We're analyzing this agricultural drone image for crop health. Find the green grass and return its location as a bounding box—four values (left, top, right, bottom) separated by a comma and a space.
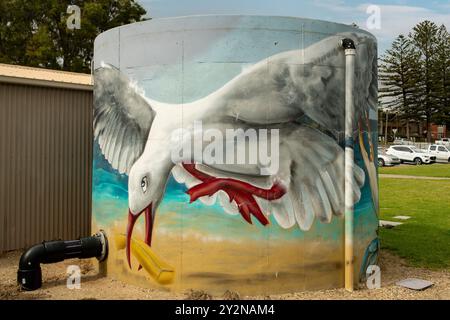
379, 163, 450, 178
379, 178, 450, 269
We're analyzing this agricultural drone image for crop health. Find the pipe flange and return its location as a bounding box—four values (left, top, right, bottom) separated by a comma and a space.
95, 230, 108, 262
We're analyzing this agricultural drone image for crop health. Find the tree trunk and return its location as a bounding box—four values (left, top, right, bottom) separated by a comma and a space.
379, 115, 383, 141
426, 117, 432, 142
385, 111, 389, 145
406, 119, 410, 140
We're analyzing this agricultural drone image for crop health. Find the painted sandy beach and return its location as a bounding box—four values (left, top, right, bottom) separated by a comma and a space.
92, 213, 381, 295
100, 231, 344, 295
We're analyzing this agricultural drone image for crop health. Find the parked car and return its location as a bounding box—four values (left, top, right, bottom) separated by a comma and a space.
377, 147, 401, 167
427, 144, 450, 162
393, 138, 414, 145
386, 145, 436, 165
435, 138, 450, 147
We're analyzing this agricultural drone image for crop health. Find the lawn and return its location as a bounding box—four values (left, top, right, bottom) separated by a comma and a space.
379, 163, 450, 178
379, 177, 450, 269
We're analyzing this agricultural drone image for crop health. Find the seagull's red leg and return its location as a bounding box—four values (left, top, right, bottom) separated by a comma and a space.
182, 163, 286, 226
187, 178, 285, 202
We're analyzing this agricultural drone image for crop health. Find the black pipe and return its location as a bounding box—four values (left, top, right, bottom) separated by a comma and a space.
17, 231, 108, 291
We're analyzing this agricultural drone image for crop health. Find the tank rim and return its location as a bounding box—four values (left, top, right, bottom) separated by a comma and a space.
95, 14, 377, 43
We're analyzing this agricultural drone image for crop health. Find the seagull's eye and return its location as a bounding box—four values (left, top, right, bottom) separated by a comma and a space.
140, 176, 148, 193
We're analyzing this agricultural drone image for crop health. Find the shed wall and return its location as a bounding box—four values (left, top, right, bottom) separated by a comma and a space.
0, 82, 93, 251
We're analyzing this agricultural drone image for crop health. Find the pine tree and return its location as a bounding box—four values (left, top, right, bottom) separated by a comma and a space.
431, 25, 450, 126
409, 20, 440, 142
379, 35, 419, 138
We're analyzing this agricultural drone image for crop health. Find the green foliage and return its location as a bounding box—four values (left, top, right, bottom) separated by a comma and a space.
380, 21, 450, 141
379, 35, 420, 118
0, 0, 147, 73
432, 26, 450, 125
410, 21, 440, 141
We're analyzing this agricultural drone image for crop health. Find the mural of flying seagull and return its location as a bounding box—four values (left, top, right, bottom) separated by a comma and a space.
93, 32, 377, 269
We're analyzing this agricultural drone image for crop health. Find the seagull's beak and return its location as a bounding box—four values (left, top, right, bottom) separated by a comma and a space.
126, 203, 153, 269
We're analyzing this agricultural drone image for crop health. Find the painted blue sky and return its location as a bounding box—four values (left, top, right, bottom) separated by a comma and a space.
137, 0, 450, 54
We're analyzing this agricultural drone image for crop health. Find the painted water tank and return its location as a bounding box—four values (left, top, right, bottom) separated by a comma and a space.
92, 15, 379, 295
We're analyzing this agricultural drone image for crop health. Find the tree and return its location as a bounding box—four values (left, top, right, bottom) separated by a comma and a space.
431, 25, 450, 126
379, 35, 420, 138
0, 0, 34, 66
409, 20, 440, 142
0, 0, 147, 73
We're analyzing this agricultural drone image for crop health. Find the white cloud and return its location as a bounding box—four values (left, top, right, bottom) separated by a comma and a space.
313, 0, 353, 12
356, 4, 450, 41
312, 2, 450, 52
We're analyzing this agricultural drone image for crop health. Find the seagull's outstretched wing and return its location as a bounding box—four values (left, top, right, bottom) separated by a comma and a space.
171, 126, 365, 231
269, 126, 365, 230
94, 64, 155, 174
206, 32, 377, 133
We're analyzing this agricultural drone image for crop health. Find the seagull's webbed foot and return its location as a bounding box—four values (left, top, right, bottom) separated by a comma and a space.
182, 163, 286, 226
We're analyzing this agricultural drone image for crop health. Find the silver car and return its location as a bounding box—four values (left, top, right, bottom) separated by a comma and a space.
378, 147, 401, 167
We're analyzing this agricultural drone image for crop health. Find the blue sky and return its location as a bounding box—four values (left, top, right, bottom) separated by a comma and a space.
137, 0, 450, 54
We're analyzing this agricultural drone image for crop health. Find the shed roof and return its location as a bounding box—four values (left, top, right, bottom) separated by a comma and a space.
0, 63, 93, 91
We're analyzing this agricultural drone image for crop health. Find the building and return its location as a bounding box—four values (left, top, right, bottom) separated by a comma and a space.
378, 110, 448, 142
430, 124, 447, 140
0, 64, 93, 251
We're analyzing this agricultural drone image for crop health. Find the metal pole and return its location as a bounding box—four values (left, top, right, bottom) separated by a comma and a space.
342, 38, 356, 292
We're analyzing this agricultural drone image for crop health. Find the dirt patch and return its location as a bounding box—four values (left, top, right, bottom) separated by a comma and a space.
186, 289, 213, 300
259, 252, 450, 300
0, 250, 448, 300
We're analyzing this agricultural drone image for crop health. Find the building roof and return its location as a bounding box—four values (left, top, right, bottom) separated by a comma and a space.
0, 63, 93, 91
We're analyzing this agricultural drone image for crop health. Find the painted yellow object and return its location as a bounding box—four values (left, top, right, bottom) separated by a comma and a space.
114, 234, 175, 285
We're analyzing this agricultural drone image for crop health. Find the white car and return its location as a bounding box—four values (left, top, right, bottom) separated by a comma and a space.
428, 144, 450, 162
377, 148, 401, 167
393, 138, 413, 145
386, 145, 436, 165
435, 138, 450, 147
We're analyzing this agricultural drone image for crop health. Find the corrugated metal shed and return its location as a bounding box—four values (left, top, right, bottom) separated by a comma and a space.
0, 65, 93, 251
0, 63, 92, 90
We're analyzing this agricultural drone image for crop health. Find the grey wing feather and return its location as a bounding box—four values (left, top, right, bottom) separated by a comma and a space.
273, 126, 365, 230
93, 64, 155, 174
211, 32, 377, 135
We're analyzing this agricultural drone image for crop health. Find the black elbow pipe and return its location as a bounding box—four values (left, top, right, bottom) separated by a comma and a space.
17, 231, 108, 291
341, 38, 356, 50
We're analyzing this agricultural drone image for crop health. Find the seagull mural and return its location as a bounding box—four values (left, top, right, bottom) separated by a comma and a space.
93, 32, 378, 271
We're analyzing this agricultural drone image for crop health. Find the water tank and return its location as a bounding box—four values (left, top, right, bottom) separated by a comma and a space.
92, 15, 379, 295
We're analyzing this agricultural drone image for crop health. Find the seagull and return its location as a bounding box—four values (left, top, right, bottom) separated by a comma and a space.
93, 32, 377, 269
